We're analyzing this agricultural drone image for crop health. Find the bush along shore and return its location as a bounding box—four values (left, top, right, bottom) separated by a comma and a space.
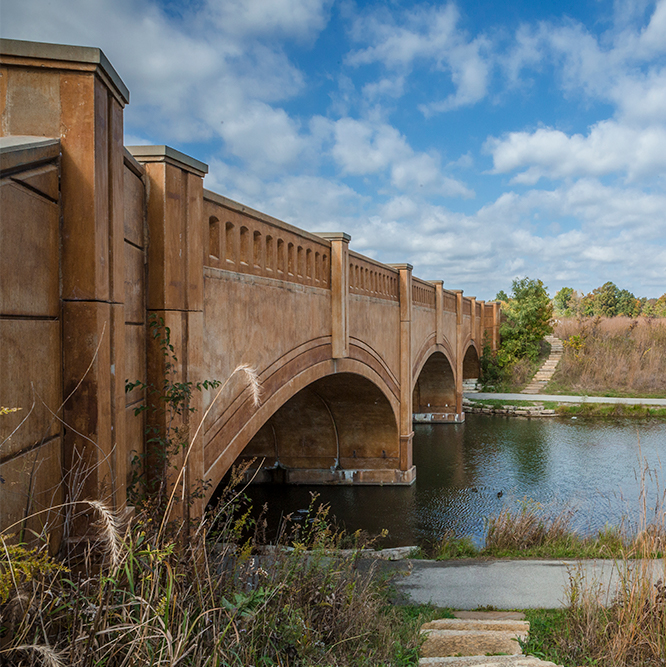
464, 397, 666, 419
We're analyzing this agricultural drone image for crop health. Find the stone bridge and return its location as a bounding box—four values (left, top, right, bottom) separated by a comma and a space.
0, 39, 498, 536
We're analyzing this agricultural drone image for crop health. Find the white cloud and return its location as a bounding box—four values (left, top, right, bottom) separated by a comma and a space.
487, 121, 666, 183
330, 118, 473, 197
347, 3, 491, 111
0, 0, 321, 162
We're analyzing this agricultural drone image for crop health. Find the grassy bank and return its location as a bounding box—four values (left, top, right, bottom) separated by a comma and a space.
418, 502, 666, 561
555, 402, 666, 418
550, 317, 666, 398
0, 488, 424, 666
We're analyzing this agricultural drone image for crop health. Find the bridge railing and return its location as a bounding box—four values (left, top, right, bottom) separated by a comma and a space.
442, 289, 457, 312
412, 277, 436, 309
204, 190, 332, 289
348, 251, 399, 301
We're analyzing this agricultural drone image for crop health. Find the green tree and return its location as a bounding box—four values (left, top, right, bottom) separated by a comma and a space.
592, 281, 620, 317
553, 287, 575, 316
499, 277, 554, 362
616, 288, 638, 316
655, 294, 666, 318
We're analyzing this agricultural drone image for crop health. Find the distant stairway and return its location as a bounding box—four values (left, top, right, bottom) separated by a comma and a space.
462, 378, 481, 393
520, 335, 563, 395
419, 612, 562, 666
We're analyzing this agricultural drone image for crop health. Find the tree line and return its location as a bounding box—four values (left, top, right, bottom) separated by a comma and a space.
552, 282, 666, 318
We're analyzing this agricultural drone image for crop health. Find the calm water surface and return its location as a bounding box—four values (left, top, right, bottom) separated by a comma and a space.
245, 415, 666, 547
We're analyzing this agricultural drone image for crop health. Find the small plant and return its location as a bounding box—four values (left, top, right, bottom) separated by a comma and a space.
125, 315, 221, 511
435, 533, 478, 560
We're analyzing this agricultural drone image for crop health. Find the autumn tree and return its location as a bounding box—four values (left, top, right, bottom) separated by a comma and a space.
499, 277, 553, 362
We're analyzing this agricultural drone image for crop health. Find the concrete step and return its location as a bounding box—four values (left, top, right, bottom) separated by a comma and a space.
418, 613, 564, 666
520, 336, 563, 395
422, 619, 529, 634
453, 611, 526, 621
420, 629, 525, 658
419, 657, 562, 666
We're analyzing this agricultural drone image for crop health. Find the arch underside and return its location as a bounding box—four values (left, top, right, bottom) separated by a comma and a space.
412, 349, 461, 424
237, 372, 401, 483
463, 342, 480, 379
204, 348, 413, 501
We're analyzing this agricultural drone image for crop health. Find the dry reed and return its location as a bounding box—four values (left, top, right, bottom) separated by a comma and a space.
552, 317, 666, 396
0, 489, 417, 666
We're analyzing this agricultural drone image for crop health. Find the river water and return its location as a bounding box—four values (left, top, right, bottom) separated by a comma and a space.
244, 415, 666, 547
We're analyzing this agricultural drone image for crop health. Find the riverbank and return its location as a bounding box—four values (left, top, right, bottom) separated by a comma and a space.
464, 393, 666, 418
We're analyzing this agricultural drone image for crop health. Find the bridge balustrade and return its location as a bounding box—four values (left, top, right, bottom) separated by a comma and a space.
348, 252, 399, 301
412, 278, 436, 309
204, 191, 331, 289
442, 289, 457, 312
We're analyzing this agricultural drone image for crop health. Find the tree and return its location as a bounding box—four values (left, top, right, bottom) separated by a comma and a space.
616, 288, 638, 317
499, 277, 553, 362
592, 281, 620, 317
553, 287, 575, 316
655, 294, 666, 318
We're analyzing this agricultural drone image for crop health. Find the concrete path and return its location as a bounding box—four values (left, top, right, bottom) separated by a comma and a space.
395, 558, 666, 609
521, 335, 563, 395
465, 392, 666, 406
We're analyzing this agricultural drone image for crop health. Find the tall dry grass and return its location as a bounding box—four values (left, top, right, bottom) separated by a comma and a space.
552, 316, 666, 396
1, 341, 419, 665
0, 482, 419, 666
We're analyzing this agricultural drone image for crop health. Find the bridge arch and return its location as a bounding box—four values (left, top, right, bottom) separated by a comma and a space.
462, 339, 481, 380
412, 343, 457, 415
204, 356, 400, 499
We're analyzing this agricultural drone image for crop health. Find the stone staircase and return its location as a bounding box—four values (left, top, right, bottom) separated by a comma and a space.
520, 335, 563, 395
419, 612, 562, 666
463, 378, 481, 393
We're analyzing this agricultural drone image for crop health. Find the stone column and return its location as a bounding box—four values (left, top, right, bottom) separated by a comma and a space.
469, 297, 477, 346
477, 300, 485, 347
454, 290, 464, 418
0, 40, 131, 532
392, 264, 413, 471
432, 280, 444, 346
128, 145, 208, 522
317, 233, 350, 359
493, 301, 501, 351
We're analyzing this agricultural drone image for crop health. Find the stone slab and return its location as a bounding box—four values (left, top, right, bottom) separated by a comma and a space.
420, 629, 525, 657
419, 658, 562, 666
422, 619, 529, 633
453, 612, 525, 621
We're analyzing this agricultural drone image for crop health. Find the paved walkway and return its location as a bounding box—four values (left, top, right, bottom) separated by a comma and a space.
395, 558, 665, 609
521, 335, 563, 394
465, 392, 666, 406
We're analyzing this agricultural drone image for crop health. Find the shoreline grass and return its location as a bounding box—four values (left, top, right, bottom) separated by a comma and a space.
415, 502, 666, 562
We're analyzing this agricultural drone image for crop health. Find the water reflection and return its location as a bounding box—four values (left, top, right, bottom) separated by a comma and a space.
243, 415, 666, 547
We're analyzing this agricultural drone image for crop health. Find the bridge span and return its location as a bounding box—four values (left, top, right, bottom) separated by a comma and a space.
0, 39, 498, 536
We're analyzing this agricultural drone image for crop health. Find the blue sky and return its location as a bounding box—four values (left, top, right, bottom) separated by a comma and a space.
3, 0, 666, 300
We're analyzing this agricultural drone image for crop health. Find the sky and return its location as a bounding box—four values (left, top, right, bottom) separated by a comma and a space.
2, 0, 666, 300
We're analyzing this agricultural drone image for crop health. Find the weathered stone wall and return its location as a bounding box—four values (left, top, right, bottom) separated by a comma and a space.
0, 137, 63, 543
